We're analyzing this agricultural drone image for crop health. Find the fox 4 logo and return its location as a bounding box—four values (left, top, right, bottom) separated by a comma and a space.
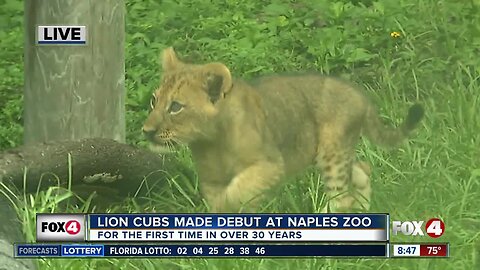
41, 220, 81, 234
392, 218, 445, 238
36, 214, 85, 242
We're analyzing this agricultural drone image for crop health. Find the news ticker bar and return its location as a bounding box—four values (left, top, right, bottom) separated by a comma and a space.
36, 214, 389, 242
15, 243, 388, 258
14, 243, 450, 258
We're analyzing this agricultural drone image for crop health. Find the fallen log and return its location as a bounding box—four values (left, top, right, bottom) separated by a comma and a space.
0, 138, 193, 269
0, 138, 192, 203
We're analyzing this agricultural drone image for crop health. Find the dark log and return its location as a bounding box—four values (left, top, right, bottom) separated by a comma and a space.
0, 139, 193, 269
0, 138, 191, 267
0, 138, 191, 204
0, 138, 192, 270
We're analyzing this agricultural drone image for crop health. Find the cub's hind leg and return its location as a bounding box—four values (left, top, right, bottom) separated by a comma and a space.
317, 155, 372, 212
316, 130, 371, 212
316, 144, 355, 212
351, 161, 372, 211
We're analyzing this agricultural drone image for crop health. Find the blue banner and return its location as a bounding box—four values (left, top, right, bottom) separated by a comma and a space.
88, 214, 387, 229
15, 243, 388, 257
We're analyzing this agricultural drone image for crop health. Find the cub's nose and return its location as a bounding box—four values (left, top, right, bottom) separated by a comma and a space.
142, 127, 157, 141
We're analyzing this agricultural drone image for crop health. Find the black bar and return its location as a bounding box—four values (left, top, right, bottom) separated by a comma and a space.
104, 244, 387, 257
15, 244, 387, 258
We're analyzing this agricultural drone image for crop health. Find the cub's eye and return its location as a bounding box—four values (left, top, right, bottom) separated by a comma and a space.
168, 101, 184, 115
150, 94, 157, 110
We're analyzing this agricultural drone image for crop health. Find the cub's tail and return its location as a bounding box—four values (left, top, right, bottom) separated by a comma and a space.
363, 104, 424, 148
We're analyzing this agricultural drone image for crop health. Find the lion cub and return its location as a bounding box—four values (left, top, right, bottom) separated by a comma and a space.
143, 47, 424, 213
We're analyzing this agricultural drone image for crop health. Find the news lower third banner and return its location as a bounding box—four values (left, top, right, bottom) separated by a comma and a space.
15, 243, 389, 258
36, 214, 389, 242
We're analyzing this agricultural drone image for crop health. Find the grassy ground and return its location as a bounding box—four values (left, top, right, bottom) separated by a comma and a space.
1, 0, 479, 269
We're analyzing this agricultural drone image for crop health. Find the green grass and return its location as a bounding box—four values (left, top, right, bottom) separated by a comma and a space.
1, 0, 479, 269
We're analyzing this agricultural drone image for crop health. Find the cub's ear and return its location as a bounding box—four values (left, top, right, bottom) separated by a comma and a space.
161, 47, 182, 70
202, 62, 233, 104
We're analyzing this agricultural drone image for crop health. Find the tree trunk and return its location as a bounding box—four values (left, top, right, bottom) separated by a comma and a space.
23, 0, 126, 145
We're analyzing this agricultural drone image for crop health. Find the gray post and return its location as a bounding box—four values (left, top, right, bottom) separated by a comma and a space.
23, 0, 126, 145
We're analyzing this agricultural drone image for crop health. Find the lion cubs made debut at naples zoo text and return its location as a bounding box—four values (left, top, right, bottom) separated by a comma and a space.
142, 47, 424, 213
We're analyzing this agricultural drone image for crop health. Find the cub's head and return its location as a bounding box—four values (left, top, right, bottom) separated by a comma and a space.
142, 47, 233, 149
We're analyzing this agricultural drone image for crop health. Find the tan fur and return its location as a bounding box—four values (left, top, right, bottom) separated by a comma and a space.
143, 47, 424, 212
